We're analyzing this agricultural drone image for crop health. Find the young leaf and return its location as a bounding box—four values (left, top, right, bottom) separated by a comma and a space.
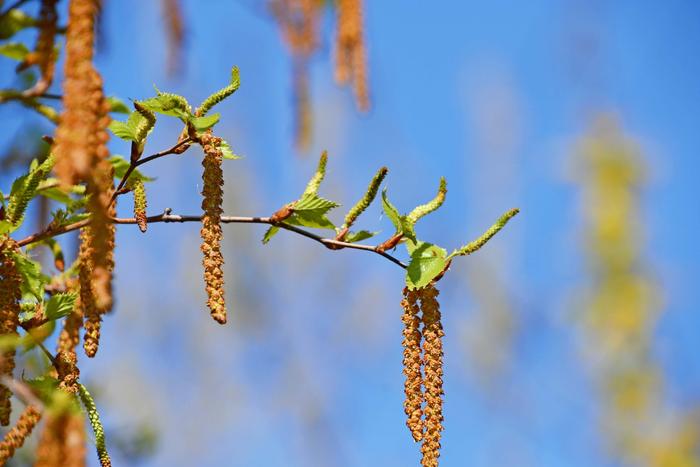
109, 155, 154, 182
218, 139, 241, 160
11, 252, 48, 301
344, 230, 376, 243
0, 9, 36, 40
406, 241, 448, 290
44, 292, 78, 321
380, 189, 416, 242
107, 96, 130, 114
0, 42, 29, 61
191, 113, 220, 132
262, 226, 280, 244
196, 66, 241, 116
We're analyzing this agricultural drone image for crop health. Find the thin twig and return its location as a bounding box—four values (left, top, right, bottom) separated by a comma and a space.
17, 210, 408, 268
0, 376, 44, 411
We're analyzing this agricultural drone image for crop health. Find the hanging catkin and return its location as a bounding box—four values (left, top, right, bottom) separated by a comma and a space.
418, 284, 444, 467
35, 412, 87, 467
79, 228, 101, 358
161, 0, 185, 75
53, 0, 100, 187
20, 0, 58, 96
401, 287, 424, 442
0, 237, 21, 426
199, 132, 226, 324
0, 405, 41, 464
335, 0, 369, 111
131, 179, 148, 233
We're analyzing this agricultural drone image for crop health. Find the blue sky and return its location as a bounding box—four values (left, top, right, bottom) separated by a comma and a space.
2, 1, 700, 466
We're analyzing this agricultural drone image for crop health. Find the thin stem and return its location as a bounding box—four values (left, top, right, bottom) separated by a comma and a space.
17, 210, 407, 268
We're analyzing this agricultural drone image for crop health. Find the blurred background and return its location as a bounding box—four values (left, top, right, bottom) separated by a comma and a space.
2, 0, 700, 465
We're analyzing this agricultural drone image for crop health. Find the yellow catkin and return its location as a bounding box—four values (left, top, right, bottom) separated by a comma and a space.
20, 0, 58, 95
34, 412, 86, 467
418, 284, 444, 467
199, 133, 226, 324
401, 287, 424, 442
0, 237, 21, 426
335, 0, 369, 111
161, 0, 185, 75
53, 0, 99, 187
57, 281, 83, 356
78, 228, 101, 358
0, 405, 41, 464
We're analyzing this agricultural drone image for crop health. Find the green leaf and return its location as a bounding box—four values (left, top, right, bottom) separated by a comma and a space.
108, 155, 154, 182
12, 252, 48, 301
139, 92, 192, 121
344, 230, 376, 243
0, 41, 29, 61
107, 96, 130, 114
191, 113, 220, 132
0, 9, 35, 40
293, 193, 339, 212
36, 186, 73, 205
108, 120, 136, 141
219, 140, 241, 160
5, 155, 54, 229
262, 226, 279, 244
44, 292, 78, 321
380, 189, 416, 242
287, 210, 336, 230
406, 241, 448, 289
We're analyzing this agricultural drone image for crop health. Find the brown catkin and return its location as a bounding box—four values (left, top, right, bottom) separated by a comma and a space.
35, 412, 86, 467
335, 0, 369, 111
401, 287, 424, 442
0, 405, 41, 464
78, 228, 101, 358
0, 238, 21, 426
56, 351, 80, 395
199, 133, 226, 324
418, 284, 444, 467
53, 0, 99, 187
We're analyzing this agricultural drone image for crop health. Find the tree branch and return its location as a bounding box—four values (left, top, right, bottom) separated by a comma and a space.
17, 209, 408, 268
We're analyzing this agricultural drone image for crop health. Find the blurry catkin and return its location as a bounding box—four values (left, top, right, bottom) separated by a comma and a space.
53, 0, 99, 187
419, 284, 444, 467
161, 0, 184, 75
35, 413, 87, 467
0, 405, 41, 464
78, 228, 101, 358
0, 237, 21, 426
335, 0, 369, 111
131, 179, 148, 232
56, 350, 80, 395
19, 0, 58, 96
199, 133, 226, 324
401, 287, 424, 442
85, 69, 114, 313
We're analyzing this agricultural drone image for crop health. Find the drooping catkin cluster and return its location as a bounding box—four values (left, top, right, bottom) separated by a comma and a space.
0, 237, 21, 426
0, 405, 42, 464
199, 132, 227, 324
400, 284, 445, 466
35, 412, 87, 467
335, 0, 369, 111
53, 0, 100, 187
401, 287, 424, 442
418, 285, 444, 467
19, 0, 58, 96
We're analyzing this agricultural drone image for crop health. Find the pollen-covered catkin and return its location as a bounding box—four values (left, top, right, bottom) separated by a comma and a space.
419, 284, 444, 467
79, 228, 101, 358
0, 405, 41, 464
35, 412, 87, 467
401, 287, 424, 442
0, 237, 21, 426
56, 350, 80, 395
199, 132, 226, 324
53, 0, 99, 187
